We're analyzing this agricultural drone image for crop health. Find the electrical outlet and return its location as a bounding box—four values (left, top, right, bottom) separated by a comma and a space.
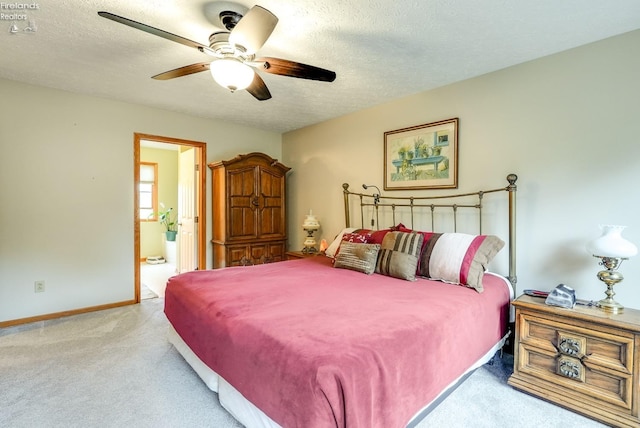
34, 280, 45, 293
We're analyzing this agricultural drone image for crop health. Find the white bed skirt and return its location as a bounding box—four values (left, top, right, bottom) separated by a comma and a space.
167, 324, 508, 428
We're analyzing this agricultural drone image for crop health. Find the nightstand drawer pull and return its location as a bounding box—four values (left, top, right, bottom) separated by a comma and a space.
559, 360, 580, 378
557, 332, 586, 358
559, 337, 581, 356
557, 356, 585, 382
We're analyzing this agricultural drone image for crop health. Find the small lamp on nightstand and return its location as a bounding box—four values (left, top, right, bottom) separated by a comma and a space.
302, 210, 320, 254
586, 225, 638, 314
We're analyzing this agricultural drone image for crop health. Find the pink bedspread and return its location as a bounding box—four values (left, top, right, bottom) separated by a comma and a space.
164, 256, 510, 428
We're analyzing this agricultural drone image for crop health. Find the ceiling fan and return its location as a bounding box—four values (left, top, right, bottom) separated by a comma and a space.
98, 5, 336, 101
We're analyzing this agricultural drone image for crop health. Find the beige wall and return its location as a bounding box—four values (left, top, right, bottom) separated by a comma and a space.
0, 79, 281, 323
283, 29, 640, 309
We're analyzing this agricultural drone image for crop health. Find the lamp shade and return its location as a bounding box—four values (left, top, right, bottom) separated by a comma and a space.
302, 210, 320, 230
586, 225, 638, 258
209, 58, 255, 92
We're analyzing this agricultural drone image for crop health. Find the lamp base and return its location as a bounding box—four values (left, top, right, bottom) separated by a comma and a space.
594, 258, 626, 314
597, 298, 624, 314
303, 227, 318, 254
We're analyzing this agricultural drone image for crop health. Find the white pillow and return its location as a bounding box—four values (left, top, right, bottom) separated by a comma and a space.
324, 227, 356, 258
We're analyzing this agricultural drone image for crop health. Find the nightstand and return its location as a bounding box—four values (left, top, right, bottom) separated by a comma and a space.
508, 295, 640, 427
285, 251, 321, 260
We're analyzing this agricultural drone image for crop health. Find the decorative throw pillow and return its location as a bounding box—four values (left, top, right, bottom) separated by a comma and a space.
417, 233, 505, 292
331, 229, 373, 260
375, 231, 424, 281
367, 224, 411, 244
326, 225, 413, 258
325, 228, 356, 258
342, 230, 373, 244
394, 224, 433, 264
367, 228, 393, 244
334, 242, 381, 274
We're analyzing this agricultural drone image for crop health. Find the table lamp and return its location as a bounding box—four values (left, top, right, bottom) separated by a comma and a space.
586, 225, 637, 314
302, 210, 320, 254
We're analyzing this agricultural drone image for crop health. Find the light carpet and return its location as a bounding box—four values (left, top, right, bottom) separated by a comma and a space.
140, 283, 158, 300
0, 299, 606, 428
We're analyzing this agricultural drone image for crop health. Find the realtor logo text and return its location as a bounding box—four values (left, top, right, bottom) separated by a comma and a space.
1, 3, 39, 9
1, 3, 38, 21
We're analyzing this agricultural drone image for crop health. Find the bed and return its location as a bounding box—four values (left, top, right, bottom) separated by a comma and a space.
164, 174, 518, 428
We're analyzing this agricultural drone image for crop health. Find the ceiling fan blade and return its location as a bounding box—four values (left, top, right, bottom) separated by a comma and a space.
98, 11, 214, 55
255, 57, 336, 82
246, 73, 272, 101
152, 62, 211, 80
229, 6, 278, 55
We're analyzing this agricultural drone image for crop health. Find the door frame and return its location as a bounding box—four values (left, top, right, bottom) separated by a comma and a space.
133, 132, 207, 302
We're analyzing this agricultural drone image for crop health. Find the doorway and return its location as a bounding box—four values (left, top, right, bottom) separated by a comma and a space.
133, 133, 207, 302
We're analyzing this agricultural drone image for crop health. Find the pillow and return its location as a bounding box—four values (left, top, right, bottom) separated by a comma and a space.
350, 224, 406, 245
332, 229, 373, 260
325, 224, 409, 258
375, 231, 424, 281
342, 230, 373, 244
325, 228, 356, 258
417, 233, 505, 292
334, 242, 381, 274
393, 225, 434, 271
367, 228, 393, 244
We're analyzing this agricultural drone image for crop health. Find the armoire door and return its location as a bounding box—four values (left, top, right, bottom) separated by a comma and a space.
257, 166, 286, 239
227, 166, 259, 240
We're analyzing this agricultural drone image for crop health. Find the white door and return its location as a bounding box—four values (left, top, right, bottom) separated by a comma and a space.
178, 147, 197, 273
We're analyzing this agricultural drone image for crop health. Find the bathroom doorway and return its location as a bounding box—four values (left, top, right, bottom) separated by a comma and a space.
133, 133, 206, 302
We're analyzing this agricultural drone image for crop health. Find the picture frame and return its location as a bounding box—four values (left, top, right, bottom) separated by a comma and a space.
384, 118, 458, 190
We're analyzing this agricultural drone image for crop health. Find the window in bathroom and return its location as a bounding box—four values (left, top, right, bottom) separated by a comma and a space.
140, 162, 158, 221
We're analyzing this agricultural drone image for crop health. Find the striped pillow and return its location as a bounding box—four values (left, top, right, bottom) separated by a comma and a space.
334, 242, 381, 274
418, 233, 505, 292
375, 231, 424, 281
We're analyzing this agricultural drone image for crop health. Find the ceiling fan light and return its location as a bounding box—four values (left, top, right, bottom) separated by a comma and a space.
210, 58, 254, 92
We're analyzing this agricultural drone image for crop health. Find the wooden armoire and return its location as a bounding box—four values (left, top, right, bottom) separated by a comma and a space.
209, 152, 291, 268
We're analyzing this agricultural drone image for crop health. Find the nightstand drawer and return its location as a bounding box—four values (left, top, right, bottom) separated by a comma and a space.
517, 312, 634, 409
520, 312, 634, 374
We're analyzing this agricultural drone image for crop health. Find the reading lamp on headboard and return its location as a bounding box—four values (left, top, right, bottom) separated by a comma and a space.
362, 184, 381, 205
362, 184, 381, 227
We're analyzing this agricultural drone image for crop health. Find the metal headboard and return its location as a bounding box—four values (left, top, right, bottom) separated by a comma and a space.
342, 174, 518, 289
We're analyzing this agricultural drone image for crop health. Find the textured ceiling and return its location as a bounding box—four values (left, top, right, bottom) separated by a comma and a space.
1, 1, 639, 133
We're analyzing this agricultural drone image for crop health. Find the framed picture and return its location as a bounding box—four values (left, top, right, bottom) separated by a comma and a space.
384, 118, 458, 190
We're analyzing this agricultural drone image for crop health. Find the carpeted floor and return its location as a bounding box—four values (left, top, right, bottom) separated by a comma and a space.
0, 299, 606, 428
140, 283, 158, 300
